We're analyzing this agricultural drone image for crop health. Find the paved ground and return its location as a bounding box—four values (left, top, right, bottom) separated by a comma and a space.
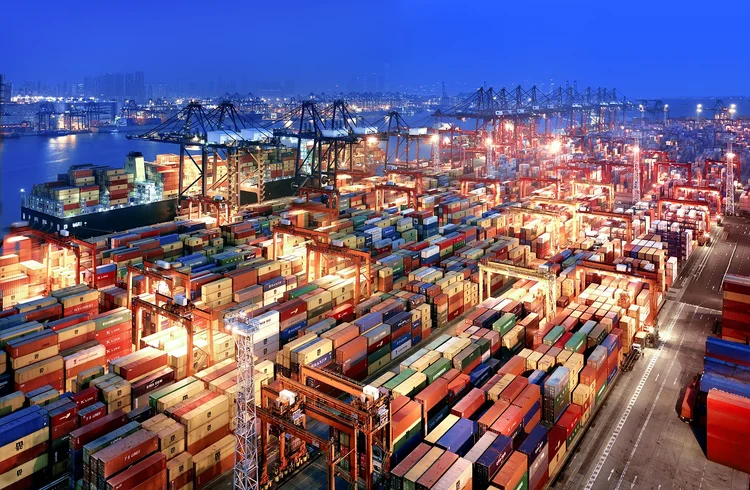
210, 219, 750, 490
554, 220, 750, 490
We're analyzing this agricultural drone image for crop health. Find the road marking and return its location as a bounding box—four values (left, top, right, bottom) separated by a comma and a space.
583, 302, 686, 490
655, 373, 659, 382
608, 469, 615, 481
720, 243, 738, 291
613, 305, 692, 490
631, 475, 638, 488
674, 377, 678, 385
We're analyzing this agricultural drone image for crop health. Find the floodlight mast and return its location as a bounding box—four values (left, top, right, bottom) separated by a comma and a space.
225, 310, 261, 490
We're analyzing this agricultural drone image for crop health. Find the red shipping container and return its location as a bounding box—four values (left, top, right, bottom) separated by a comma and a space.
118, 351, 167, 380
64, 299, 99, 317
106, 452, 167, 490
95, 321, 131, 341
16, 369, 64, 393
52, 417, 79, 440
24, 304, 63, 323
106, 340, 133, 362
99, 329, 132, 349
71, 386, 99, 409
498, 356, 525, 376
392, 401, 421, 440
70, 410, 129, 450
326, 304, 355, 323
440, 368, 461, 384
415, 378, 448, 414
490, 405, 523, 438
196, 454, 233, 489
187, 425, 231, 455
0, 440, 48, 476
47, 314, 90, 331
478, 399, 510, 434
706, 389, 750, 473
451, 388, 485, 418
80, 404, 106, 426
6, 330, 58, 358
448, 374, 471, 399
501, 377, 530, 404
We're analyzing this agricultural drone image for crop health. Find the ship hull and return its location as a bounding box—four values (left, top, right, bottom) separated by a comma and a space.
21, 199, 178, 239
241, 177, 296, 204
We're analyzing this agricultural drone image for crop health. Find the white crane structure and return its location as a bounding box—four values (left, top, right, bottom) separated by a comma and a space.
726, 140, 735, 216
224, 309, 261, 490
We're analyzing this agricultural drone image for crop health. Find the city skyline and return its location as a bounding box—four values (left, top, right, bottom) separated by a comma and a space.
3, 0, 750, 99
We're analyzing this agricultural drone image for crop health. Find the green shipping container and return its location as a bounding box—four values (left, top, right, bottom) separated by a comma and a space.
453, 344, 481, 371
566, 419, 582, 447
288, 285, 319, 299
587, 325, 607, 348
423, 357, 451, 384
368, 344, 391, 365
543, 325, 565, 346
426, 334, 451, 351
474, 338, 491, 356
492, 313, 517, 337
383, 369, 416, 391
595, 379, 607, 405
564, 332, 587, 353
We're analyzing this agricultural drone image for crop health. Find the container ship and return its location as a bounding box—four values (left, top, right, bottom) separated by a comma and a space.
20, 150, 298, 239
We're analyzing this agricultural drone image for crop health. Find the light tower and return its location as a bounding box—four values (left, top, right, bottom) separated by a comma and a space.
632, 136, 641, 203
432, 132, 441, 172
225, 309, 261, 490
726, 143, 735, 216
663, 104, 669, 126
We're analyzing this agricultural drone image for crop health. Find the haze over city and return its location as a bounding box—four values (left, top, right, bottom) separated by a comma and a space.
3, 0, 750, 97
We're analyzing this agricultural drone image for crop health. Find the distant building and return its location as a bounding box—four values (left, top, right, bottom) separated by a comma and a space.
1, 75, 12, 103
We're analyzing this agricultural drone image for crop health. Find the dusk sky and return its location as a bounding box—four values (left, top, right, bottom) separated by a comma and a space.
2, 0, 748, 97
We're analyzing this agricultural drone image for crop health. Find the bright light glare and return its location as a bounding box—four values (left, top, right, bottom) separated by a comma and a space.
727, 152, 735, 159
431, 134, 439, 143
367, 136, 378, 144
485, 137, 493, 147
504, 122, 513, 131
549, 140, 562, 154
20, 188, 25, 193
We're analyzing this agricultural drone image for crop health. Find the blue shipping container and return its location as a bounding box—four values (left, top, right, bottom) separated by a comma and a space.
437, 417, 476, 456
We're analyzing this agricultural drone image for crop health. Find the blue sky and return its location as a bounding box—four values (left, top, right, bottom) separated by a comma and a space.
2, 0, 748, 97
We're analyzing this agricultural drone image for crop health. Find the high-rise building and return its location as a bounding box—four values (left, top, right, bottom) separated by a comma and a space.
125, 73, 135, 100
135, 71, 145, 102
0, 75, 11, 103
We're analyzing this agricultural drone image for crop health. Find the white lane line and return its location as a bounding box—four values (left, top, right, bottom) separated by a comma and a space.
720, 243, 738, 291
655, 373, 659, 382
583, 302, 686, 490
630, 475, 638, 488
673, 377, 678, 385
613, 305, 693, 490
608, 469, 615, 481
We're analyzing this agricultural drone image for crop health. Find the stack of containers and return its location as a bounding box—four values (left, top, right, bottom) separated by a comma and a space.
721, 274, 750, 343
543, 366, 570, 424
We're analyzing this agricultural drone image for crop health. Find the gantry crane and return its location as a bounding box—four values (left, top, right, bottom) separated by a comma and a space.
503, 205, 568, 254
373, 184, 418, 211
130, 101, 275, 212
571, 181, 615, 209
183, 195, 232, 226
478, 259, 558, 321
577, 210, 634, 243
458, 176, 506, 206
124, 261, 191, 310
385, 167, 425, 195
271, 223, 330, 260
574, 261, 661, 326
131, 294, 214, 374
657, 198, 712, 231
223, 310, 261, 490
3, 225, 98, 293
258, 365, 391, 490
518, 177, 559, 199
673, 186, 723, 214
305, 243, 372, 304
654, 161, 693, 185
